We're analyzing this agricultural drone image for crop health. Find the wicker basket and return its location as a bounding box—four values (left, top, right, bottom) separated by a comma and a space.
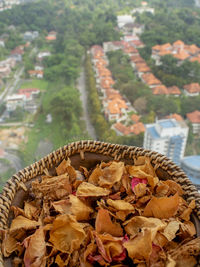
0, 140, 200, 266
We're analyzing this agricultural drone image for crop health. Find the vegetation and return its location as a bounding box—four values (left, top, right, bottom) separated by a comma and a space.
85, 54, 144, 146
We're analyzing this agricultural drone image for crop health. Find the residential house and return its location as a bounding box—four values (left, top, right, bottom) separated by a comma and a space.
103, 41, 124, 53
130, 55, 145, 68
167, 86, 181, 96
45, 31, 57, 41
132, 23, 145, 36
6, 94, 25, 111
141, 73, 162, 88
10, 46, 24, 62
151, 40, 200, 65
28, 70, 44, 79
135, 62, 151, 78
105, 97, 128, 121
165, 113, 183, 121
112, 121, 145, 136
37, 51, 51, 61
117, 15, 135, 29
152, 85, 169, 95
18, 88, 40, 100
183, 83, 200, 96
23, 31, 39, 41
0, 65, 11, 78
129, 39, 144, 48
186, 110, 200, 134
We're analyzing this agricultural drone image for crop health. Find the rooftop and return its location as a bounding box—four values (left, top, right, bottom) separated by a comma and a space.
186, 110, 200, 123
159, 120, 177, 128
182, 155, 200, 172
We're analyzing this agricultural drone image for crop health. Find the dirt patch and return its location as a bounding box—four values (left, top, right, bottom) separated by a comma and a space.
0, 127, 27, 149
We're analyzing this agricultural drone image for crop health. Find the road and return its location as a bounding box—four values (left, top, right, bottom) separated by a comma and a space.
4, 151, 22, 172
77, 61, 97, 140
0, 66, 24, 105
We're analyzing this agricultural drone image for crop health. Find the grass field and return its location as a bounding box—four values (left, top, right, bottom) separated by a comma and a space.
20, 79, 89, 166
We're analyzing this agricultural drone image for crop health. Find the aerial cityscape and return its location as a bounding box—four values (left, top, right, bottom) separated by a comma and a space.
0, 0, 199, 191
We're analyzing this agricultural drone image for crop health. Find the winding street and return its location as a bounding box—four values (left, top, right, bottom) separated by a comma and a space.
77, 60, 97, 140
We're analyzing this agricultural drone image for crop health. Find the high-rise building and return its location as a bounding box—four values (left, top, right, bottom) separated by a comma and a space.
143, 119, 188, 165
181, 155, 200, 188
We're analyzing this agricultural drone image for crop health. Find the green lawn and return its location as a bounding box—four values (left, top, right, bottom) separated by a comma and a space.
20, 79, 89, 166
20, 79, 48, 91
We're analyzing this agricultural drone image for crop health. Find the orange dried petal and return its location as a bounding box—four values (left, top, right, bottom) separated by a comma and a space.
95, 209, 123, 237
76, 182, 110, 197
143, 193, 179, 219
123, 229, 152, 263
69, 194, 93, 221
107, 199, 134, 211
49, 214, 86, 253
124, 216, 166, 239
23, 227, 46, 267
162, 220, 180, 241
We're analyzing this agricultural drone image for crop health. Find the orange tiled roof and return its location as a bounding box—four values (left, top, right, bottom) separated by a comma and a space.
167, 86, 181, 95
183, 83, 200, 94
190, 56, 200, 63
45, 35, 56, 41
173, 40, 185, 47
129, 122, 145, 135
159, 50, 172, 56
98, 68, 112, 77
152, 85, 168, 95
114, 122, 145, 135
135, 62, 151, 72
105, 89, 121, 100
28, 70, 44, 75
131, 114, 140, 123
107, 98, 128, 114
174, 50, 190, 61
185, 44, 200, 55
142, 73, 162, 86
130, 55, 145, 63
123, 46, 138, 54
166, 113, 183, 121
114, 123, 130, 135
186, 110, 200, 123
152, 44, 161, 51
100, 78, 115, 89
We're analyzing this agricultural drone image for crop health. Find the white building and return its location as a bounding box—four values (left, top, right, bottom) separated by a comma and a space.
117, 15, 135, 28
143, 119, 188, 165
6, 94, 25, 111
181, 155, 200, 188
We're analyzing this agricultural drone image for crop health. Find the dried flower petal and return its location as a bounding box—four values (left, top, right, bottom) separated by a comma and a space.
23, 228, 46, 267
143, 193, 179, 219
2, 231, 18, 257
95, 209, 123, 237
76, 182, 110, 197
49, 214, 86, 253
123, 229, 152, 263
69, 194, 93, 221
107, 199, 134, 211
162, 220, 180, 241
124, 216, 166, 240
10, 216, 40, 233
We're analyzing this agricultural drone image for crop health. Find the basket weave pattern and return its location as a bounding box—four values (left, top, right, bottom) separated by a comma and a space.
0, 140, 200, 265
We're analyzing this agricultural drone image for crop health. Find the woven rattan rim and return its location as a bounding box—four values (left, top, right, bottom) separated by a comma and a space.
0, 140, 200, 264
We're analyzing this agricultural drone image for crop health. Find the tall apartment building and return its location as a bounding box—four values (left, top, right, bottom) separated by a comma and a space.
181, 155, 200, 188
143, 119, 188, 165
